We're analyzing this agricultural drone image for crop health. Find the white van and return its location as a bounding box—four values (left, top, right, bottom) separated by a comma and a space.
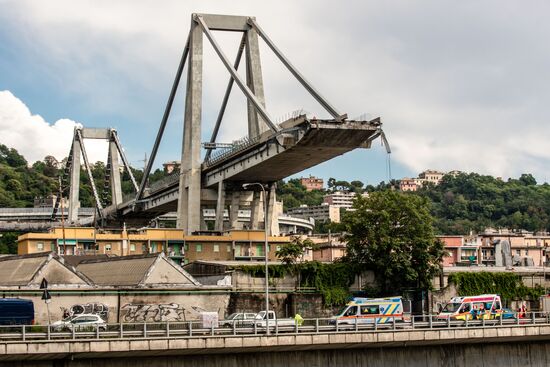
333, 297, 405, 324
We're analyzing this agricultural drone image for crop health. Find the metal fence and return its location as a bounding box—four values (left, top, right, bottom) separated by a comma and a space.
1, 313, 549, 342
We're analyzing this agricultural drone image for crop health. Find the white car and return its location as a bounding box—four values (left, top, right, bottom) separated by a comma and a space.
221, 312, 257, 327
52, 314, 107, 331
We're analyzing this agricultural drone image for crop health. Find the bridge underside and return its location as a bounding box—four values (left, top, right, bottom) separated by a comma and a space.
111, 117, 380, 226
203, 118, 379, 188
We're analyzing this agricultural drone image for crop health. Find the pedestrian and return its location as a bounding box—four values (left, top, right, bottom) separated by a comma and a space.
294, 313, 304, 326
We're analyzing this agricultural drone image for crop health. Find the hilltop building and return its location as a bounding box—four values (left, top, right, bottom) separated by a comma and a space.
399, 169, 446, 191
300, 175, 324, 191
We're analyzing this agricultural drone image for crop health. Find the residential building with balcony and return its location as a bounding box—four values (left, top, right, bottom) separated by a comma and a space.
418, 169, 445, 185
17, 228, 291, 265
323, 191, 367, 209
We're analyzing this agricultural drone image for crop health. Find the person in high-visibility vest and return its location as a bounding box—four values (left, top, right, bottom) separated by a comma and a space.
294, 313, 304, 326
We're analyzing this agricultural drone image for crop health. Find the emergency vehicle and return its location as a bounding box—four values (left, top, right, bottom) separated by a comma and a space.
438, 294, 503, 320
333, 297, 405, 324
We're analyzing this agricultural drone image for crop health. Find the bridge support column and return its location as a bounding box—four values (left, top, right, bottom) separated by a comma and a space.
215, 182, 226, 231
177, 17, 203, 233
109, 139, 123, 206
230, 193, 241, 230
267, 183, 279, 236
68, 138, 81, 223
249, 190, 261, 230
245, 27, 268, 138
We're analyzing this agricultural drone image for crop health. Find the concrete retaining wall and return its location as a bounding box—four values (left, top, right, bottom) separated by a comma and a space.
2, 339, 550, 366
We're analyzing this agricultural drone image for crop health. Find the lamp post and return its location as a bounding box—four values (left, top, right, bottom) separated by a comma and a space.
243, 182, 270, 335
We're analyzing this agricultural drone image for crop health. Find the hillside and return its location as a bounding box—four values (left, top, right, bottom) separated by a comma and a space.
415, 173, 550, 235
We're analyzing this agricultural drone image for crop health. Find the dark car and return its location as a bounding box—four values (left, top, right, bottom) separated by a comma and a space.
0, 298, 35, 325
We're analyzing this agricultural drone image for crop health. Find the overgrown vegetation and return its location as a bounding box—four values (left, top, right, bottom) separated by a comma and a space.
236, 261, 359, 307
448, 272, 545, 301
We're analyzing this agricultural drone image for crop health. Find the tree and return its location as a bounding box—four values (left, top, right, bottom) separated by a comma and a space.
350, 180, 364, 193
276, 236, 315, 266
342, 190, 445, 295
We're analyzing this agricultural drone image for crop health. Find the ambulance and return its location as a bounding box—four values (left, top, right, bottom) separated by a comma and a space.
333, 297, 406, 324
438, 294, 503, 320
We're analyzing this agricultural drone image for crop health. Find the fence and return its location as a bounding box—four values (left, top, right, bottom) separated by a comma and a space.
0, 312, 549, 342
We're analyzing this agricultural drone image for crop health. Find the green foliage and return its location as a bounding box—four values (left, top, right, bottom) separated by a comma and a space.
342, 190, 445, 294
299, 261, 359, 306
448, 272, 545, 300
276, 179, 326, 211
0, 232, 19, 254
416, 172, 550, 234
236, 261, 359, 307
0, 144, 165, 210
276, 237, 314, 266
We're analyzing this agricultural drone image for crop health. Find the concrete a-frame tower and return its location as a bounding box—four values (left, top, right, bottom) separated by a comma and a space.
178, 14, 278, 233
57, 128, 138, 223
135, 13, 361, 235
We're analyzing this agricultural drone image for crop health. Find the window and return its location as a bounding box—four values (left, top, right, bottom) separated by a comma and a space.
227, 245, 231, 252
213, 244, 219, 253
184, 243, 189, 251
105, 244, 112, 252
516, 250, 521, 256
37, 242, 44, 251
360, 305, 380, 315
196, 244, 202, 253
130, 244, 136, 252
344, 306, 358, 317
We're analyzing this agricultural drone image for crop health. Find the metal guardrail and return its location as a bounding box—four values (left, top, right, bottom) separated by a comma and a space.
0, 313, 548, 343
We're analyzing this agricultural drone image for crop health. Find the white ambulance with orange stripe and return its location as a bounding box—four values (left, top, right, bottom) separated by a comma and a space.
333, 297, 405, 324
438, 294, 503, 320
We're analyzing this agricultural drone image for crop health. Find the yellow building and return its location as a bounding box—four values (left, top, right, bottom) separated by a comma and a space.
17, 227, 290, 264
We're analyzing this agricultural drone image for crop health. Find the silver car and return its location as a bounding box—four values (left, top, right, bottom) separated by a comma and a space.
52, 314, 107, 331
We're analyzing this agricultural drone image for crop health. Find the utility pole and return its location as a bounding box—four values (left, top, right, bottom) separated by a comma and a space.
59, 176, 66, 255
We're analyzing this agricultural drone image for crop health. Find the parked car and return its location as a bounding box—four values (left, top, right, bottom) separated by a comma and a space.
0, 298, 34, 325
221, 312, 257, 327
501, 308, 516, 319
254, 311, 295, 328
52, 314, 107, 331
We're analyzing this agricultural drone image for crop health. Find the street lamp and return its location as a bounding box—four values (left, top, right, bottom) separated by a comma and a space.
242, 182, 270, 335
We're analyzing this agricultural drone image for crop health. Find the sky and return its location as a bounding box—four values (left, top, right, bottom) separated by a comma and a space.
1, 0, 549, 186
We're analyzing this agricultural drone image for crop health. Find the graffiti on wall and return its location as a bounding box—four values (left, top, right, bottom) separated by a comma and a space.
121, 303, 186, 322
61, 302, 109, 321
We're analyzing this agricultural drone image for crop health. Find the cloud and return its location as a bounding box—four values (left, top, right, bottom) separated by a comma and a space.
0, 90, 107, 164
1, 1, 550, 182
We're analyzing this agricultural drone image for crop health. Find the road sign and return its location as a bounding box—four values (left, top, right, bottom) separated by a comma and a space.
40, 278, 48, 289
41, 289, 51, 301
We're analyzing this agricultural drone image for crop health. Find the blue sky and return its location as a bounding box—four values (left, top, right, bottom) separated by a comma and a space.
1, 1, 549, 185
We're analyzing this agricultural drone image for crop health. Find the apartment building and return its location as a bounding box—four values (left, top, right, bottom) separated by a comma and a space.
17, 228, 291, 265
287, 203, 341, 223
323, 191, 367, 209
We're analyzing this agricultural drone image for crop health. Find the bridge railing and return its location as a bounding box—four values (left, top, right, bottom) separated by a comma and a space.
0, 312, 549, 342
